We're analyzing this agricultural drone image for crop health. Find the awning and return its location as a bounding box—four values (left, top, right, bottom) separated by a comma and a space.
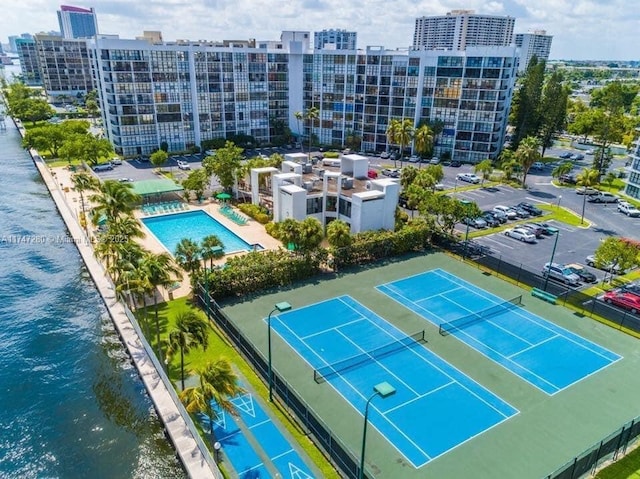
131, 179, 183, 196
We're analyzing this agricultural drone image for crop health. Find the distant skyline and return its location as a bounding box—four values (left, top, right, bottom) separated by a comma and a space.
0, 0, 636, 60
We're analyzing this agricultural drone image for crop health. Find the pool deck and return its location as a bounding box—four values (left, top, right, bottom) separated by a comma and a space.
30, 158, 221, 478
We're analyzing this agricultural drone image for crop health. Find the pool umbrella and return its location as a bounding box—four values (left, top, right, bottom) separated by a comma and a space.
216, 192, 231, 202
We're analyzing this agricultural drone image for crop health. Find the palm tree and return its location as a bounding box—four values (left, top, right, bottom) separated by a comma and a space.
604, 171, 617, 191
386, 118, 414, 167
552, 161, 573, 184
179, 358, 244, 438
474, 159, 494, 187
294, 111, 304, 152
165, 311, 210, 390
138, 251, 181, 358
414, 124, 434, 166
576, 168, 600, 224
71, 172, 99, 231
174, 238, 202, 277
89, 180, 141, 225
201, 235, 224, 271
515, 136, 542, 187
304, 107, 319, 161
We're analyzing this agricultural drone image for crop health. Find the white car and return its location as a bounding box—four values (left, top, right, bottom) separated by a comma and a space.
111, 157, 123, 165
504, 227, 537, 243
177, 160, 191, 170
618, 201, 640, 217
429, 157, 440, 165
531, 161, 545, 170
493, 205, 517, 220
408, 155, 420, 163
456, 172, 481, 184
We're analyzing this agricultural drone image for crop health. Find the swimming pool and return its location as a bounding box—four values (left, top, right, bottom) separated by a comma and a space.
142, 210, 255, 256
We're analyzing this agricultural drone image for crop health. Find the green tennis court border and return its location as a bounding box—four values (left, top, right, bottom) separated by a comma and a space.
219, 252, 640, 479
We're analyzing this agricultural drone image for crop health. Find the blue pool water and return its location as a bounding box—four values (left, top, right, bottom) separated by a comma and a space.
142, 210, 254, 256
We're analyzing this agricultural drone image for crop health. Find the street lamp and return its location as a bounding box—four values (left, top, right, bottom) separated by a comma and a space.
359, 382, 396, 479
543, 231, 560, 291
460, 200, 472, 259
267, 301, 292, 402
556, 195, 562, 209
213, 441, 221, 463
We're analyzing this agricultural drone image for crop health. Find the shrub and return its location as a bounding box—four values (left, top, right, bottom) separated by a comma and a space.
237, 203, 272, 224
324, 151, 340, 158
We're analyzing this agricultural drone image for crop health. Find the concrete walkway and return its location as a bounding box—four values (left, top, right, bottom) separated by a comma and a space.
15, 120, 220, 478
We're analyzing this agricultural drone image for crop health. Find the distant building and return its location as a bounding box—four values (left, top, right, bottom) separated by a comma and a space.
57, 5, 98, 39
413, 10, 515, 50
16, 38, 41, 86
626, 139, 640, 200
515, 30, 553, 72
8, 33, 33, 53
314, 29, 357, 50
35, 34, 93, 98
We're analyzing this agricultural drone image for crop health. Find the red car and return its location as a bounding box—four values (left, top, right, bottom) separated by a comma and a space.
603, 291, 640, 314
367, 169, 378, 179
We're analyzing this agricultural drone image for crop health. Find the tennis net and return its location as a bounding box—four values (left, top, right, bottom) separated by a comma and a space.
438, 295, 523, 336
313, 330, 426, 384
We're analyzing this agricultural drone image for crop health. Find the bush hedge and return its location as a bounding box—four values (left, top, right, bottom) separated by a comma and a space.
237, 203, 272, 224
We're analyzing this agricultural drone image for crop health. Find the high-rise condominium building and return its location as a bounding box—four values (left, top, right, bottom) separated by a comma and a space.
413, 10, 515, 50
35, 34, 93, 97
89, 34, 517, 163
57, 5, 98, 39
16, 38, 41, 86
515, 30, 553, 72
314, 29, 357, 50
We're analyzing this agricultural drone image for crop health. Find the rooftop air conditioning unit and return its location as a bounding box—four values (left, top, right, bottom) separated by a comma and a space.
303, 181, 313, 191
342, 178, 353, 190
302, 163, 312, 174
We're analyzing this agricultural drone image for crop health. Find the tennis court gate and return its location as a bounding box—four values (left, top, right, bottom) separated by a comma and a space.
544, 416, 640, 478
195, 283, 363, 479
449, 246, 640, 335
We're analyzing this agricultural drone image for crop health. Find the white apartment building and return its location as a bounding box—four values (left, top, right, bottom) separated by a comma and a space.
413, 10, 515, 51
314, 29, 357, 50
515, 31, 553, 72
625, 140, 640, 200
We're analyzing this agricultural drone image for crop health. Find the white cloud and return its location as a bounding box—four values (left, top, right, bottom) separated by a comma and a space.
1, 0, 636, 60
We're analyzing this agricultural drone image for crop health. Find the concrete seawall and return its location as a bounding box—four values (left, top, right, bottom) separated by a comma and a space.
10, 116, 220, 479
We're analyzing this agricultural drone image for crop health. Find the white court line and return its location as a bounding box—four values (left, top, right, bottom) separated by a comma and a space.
383, 381, 455, 414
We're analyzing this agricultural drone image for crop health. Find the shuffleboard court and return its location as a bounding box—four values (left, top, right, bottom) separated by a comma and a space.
268, 295, 518, 467
376, 268, 622, 395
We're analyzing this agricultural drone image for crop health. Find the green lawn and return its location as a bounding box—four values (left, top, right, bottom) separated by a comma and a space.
136, 297, 339, 479
595, 444, 640, 479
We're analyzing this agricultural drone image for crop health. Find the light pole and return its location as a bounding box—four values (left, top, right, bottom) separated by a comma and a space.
580, 192, 587, 225
460, 200, 472, 259
359, 382, 396, 479
556, 195, 562, 209
267, 301, 292, 402
543, 231, 560, 291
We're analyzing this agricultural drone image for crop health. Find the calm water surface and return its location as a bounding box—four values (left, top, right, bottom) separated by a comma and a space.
0, 91, 186, 477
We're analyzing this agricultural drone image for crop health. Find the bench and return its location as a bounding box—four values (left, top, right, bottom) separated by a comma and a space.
531, 287, 557, 304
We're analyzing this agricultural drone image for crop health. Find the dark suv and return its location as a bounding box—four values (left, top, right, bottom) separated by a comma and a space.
517, 202, 543, 217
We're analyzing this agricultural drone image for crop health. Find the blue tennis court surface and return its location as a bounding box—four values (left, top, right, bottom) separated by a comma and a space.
212, 384, 316, 478
377, 269, 622, 395
269, 296, 518, 467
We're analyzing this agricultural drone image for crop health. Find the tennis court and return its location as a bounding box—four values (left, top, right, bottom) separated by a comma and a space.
268, 295, 518, 467
377, 268, 622, 395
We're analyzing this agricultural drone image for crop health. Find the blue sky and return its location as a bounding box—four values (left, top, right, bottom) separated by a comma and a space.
1, 0, 635, 60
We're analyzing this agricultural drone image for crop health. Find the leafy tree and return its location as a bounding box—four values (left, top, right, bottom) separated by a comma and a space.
165, 311, 210, 390
594, 237, 640, 280
603, 171, 617, 191
510, 57, 545, 149
179, 359, 244, 439
552, 161, 573, 184
22, 120, 90, 158
473, 159, 493, 186
515, 136, 542, 187
182, 168, 209, 201
85, 98, 99, 123
202, 141, 243, 192
567, 109, 598, 144
400, 165, 419, 189
71, 172, 99, 230
538, 71, 569, 156
422, 164, 444, 185
590, 82, 639, 113
150, 149, 168, 171
11, 97, 55, 125
296, 217, 324, 253
412, 168, 436, 191
326, 220, 352, 248
59, 134, 113, 166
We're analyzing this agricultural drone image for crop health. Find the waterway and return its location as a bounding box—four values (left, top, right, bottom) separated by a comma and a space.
0, 70, 186, 478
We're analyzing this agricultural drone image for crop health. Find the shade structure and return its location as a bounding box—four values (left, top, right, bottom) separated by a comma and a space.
216, 192, 231, 200
131, 179, 183, 196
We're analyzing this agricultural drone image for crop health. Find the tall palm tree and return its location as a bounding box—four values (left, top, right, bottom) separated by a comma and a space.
304, 107, 319, 161
71, 172, 99, 231
201, 235, 224, 271
89, 180, 141, 225
515, 136, 542, 187
386, 118, 414, 167
294, 111, 304, 153
179, 358, 244, 438
414, 124, 434, 166
552, 161, 573, 184
165, 311, 210, 390
138, 251, 181, 358
174, 238, 202, 277
576, 168, 600, 224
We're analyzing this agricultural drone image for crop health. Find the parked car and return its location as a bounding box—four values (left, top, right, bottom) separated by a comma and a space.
565, 263, 597, 283
530, 222, 559, 235
481, 212, 500, 227
380, 151, 390, 159
456, 172, 481, 184
459, 240, 490, 256
517, 202, 543, 216
586, 255, 623, 273
620, 282, 640, 297
434, 183, 445, 191
398, 194, 416, 210
118, 177, 134, 183
429, 157, 440, 164
531, 161, 545, 170
576, 186, 599, 195
521, 223, 544, 238
462, 217, 488, 229
617, 201, 640, 217
558, 152, 573, 159
408, 155, 420, 163
585, 149, 595, 155
504, 227, 536, 243
588, 192, 618, 203
510, 206, 531, 219
367, 169, 378, 179
93, 162, 113, 172
542, 262, 581, 286
484, 209, 506, 224
177, 160, 191, 170
493, 205, 517, 220
574, 153, 585, 161
560, 173, 577, 184
382, 168, 400, 178
449, 160, 462, 167
603, 291, 640, 314
110, 157, 123, 165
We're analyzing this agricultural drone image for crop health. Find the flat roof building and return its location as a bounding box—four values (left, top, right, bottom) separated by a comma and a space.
35, 34, 93, 98
16, 38, 41, 86
515, 30, 553, 72
57, 4, 98, 39
413, 10, 515, 51
314, 29, 357, 50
